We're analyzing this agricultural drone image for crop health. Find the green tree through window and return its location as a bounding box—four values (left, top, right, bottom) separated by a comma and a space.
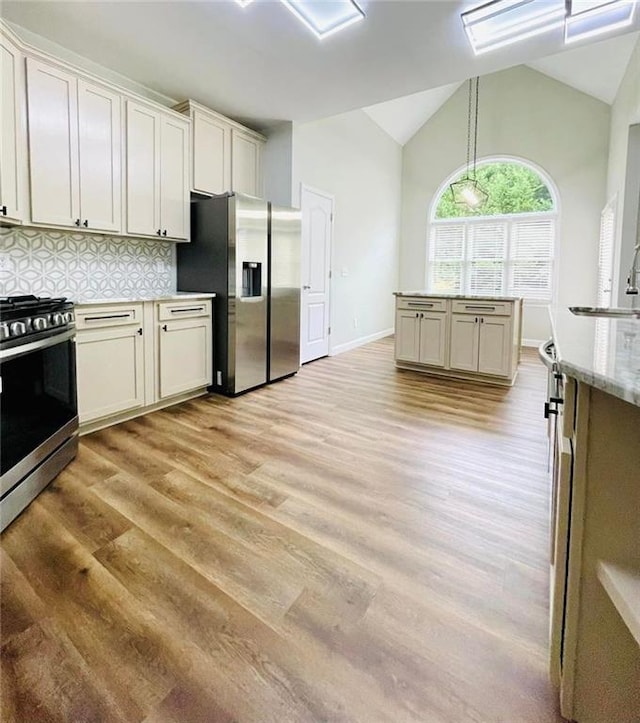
435, 162, 554, 219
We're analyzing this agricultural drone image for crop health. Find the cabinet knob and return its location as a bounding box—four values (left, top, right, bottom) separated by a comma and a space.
137, 328, 143, 336
83, 219, 89, 228
157, 229, 162, 236
162, 229, 167, 237
0, 206, 7, 216
162, 324, 168, 332
75, 219, 81, 226
475, 317, 478, 323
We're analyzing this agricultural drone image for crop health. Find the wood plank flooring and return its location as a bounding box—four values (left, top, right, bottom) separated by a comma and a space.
1, 338, 564, 722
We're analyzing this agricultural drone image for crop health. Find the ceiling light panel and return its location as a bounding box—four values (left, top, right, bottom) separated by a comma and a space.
234, 0, 254, 6
280, 0, 365, 39
462, 0, 566, 54
565, 0, 636, 43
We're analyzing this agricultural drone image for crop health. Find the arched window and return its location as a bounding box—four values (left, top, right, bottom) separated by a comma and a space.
427, 159, 558, 302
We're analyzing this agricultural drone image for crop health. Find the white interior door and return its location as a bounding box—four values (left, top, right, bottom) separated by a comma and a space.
300, 185, 333, 364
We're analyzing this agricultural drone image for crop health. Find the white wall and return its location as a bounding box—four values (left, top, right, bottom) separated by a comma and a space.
606, 37, 640, 305
263, 122, 294, 207
292, 109, 402, 354
400, 65, 611, 344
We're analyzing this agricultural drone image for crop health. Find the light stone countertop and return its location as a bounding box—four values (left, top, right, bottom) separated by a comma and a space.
394, 291, 522, 302
74, 293, 216, 305
551, 308, 640, 408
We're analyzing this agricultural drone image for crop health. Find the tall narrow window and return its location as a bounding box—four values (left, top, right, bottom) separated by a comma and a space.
428, 160, 557, 303
596, 196, 616, 308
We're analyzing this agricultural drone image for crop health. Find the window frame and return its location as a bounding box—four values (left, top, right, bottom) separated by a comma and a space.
426, 157, 560, 305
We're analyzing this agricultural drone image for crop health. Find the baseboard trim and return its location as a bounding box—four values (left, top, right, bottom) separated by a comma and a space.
330, 328, 394, 356
522, 338, 546, 348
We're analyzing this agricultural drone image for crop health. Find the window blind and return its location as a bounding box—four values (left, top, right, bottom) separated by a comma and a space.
596, 199, 616, 307
428, 214, 556, 302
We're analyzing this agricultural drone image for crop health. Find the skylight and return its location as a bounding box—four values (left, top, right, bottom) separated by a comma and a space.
565, 0, 636, 43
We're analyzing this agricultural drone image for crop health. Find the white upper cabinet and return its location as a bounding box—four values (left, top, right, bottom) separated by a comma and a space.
192, 108, 231, 195
126, 100, 159, 237
159, 115, 189, 239
126, 100, 189, 240
27, 58, 122, 233
175, 100, 265, 199
26, 58, 79, 228
77, 79, 121, 232
0, 32, 26, 225
231, 128, 262, 197
26, 57, 121, 232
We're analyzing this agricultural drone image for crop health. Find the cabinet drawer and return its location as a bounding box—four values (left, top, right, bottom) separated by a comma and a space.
76, 304, 143, 329
397, 297, 447, 313
157, 299, 211, 321
451, 300, 512, 317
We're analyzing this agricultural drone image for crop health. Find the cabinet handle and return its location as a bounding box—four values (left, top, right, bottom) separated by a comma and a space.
408, 302, 434, 308
465, 305, 496, 311
162, 229, 168, 237
480, 317, 484, 324
162, 324, 168, 331
85, 313, 133, 321
170, 307, 204, 314
75, 219, 81, 226
137, 327, 143, 335
83, 219, 89, 228
475, 317, 478, 323
1, 206, 7, 216
544, 402, 558, 419
157, 229, 162, 236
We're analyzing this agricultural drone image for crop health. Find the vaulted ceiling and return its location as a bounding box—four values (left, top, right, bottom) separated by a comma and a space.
2, 1, 638, 134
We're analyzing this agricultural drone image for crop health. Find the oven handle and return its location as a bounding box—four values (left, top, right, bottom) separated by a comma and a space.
0, 329, 76, 362
538, 338, 557, 371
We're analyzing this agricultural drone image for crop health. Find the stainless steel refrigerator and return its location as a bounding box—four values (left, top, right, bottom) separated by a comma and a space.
177, 193, 301, 395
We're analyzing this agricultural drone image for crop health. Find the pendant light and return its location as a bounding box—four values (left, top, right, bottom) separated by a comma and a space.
449, 77, 488, 211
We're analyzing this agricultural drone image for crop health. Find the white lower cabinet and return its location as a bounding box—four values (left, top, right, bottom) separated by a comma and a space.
75, 297, 212, 430
395, 310, 447, 367
157, 301, 212, 399
395, 295, 521, 385
77, 323, 145, 423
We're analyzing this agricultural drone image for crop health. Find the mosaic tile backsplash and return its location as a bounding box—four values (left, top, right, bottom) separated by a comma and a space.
0, 228, 176, 300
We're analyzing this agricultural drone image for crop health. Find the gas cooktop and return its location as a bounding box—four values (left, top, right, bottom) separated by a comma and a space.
0, 295, 75, 342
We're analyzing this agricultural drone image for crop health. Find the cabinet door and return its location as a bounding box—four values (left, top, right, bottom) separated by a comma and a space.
158, 317, 212, 399
26, 58, 79, 227
77, 79, 121, 233
419, 312, 447, 367
0, 37, 25, 224
478, 316, 512, 377
76, 325, 145, 423
395, 310, 421, 363
231, 128, 261, 197
126, 100, 159, 237
159, 114, 189, 239
192, 109, 231, 195
449, 314, 479, 372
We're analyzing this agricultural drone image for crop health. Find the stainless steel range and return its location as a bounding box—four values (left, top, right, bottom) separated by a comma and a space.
0, 295, 79, 532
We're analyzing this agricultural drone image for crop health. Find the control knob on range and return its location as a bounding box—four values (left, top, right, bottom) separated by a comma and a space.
10, 321, 27, 337
0, 323, 10, 340
51, 312, 65, 326
32, 315, 49, 331
63, 311, 75, 324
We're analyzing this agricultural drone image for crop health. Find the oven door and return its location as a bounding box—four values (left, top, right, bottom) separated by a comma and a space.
1, 329, 78, 497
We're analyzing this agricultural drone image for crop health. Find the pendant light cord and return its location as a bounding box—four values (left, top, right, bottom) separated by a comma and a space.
473, 76, 480, 179
466, 78, 473, 180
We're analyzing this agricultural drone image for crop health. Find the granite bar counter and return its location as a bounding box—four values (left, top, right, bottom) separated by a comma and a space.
551, 307, 640, 407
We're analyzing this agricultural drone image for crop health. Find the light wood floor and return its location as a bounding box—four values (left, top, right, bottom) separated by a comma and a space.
1, 338, 564, 722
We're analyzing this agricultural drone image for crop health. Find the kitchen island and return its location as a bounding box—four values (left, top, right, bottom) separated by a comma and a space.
547, 308, 640, 723
393, 292, 522, 385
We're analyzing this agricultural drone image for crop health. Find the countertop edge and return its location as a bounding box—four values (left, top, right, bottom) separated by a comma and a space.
75, 293, 216, 305
394, 291, 522, 302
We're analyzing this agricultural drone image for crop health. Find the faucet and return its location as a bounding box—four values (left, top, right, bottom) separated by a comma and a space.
626, 242, 640, 309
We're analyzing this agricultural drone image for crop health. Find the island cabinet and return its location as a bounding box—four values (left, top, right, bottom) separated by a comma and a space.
174, 99, 265, 199
395, 297, 447, 367
75, 297, 213, 433
394, 294, 522, 385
